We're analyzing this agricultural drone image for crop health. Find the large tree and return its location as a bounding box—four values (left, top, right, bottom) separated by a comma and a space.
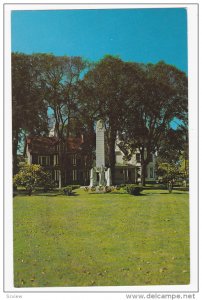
79, 56, 145, 180
156, 125, 189, 185
12, 53, 49, 174
118, 61, 188, 185
38, 54, 88, 187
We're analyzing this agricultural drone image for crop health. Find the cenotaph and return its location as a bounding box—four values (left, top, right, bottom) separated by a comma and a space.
90, 120, 112, 187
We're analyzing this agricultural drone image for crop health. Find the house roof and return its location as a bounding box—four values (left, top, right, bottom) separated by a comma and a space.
26, 136, 84, 155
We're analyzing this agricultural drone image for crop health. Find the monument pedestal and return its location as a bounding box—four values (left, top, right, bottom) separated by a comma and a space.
90, 166, 111, 187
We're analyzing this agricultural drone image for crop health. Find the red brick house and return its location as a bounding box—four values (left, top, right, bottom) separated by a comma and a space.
25, 135, 92, 187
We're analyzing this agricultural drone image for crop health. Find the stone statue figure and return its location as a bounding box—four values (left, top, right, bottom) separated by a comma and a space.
90, 168, 97, 187
99, 165, 106, 186
96, 119, 104, 131
106, 168, 112, 186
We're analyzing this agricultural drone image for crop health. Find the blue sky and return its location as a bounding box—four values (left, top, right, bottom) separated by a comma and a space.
11, 8, 188, 73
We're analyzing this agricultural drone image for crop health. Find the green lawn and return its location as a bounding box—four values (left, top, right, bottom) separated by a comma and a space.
13, 188, 189, 287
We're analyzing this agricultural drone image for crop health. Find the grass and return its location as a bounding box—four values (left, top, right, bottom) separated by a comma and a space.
13, 188, 189, 287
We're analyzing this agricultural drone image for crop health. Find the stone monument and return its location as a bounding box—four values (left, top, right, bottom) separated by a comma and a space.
96, 120, 105, 167
90, 120, 112, 187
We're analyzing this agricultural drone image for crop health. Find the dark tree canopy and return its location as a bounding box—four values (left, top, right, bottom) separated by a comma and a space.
12, 53, 188, 186
12, 52, 49, 174
79, 56, 147, 179
33, 53, 88, 187
117, 61, 188, 185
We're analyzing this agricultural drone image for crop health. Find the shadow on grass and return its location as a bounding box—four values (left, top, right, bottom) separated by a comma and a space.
13, 189, 188, 198
13, 190, 79, 197
87, 192, 127, 195
36, 191, 79, 197
35, 193, 62, 197
128, 192, 188, 197
143, 191, 188, 195
68, 192, 79, 197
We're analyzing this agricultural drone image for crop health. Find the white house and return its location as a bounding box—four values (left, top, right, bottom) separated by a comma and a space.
114, 141, 156, 184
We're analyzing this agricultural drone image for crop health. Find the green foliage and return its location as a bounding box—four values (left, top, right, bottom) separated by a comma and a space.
125, 184, 143, 196
61, 185, 81, 196
12, 53, 49, 174
117, 62, 188, 185
13, 164, 53, 195
119, 184, 126, 188
39, 171, 55, 192
105, 186, 112, 193
12, 53, 188, 187
80, 56, 145, 177
167, 181, 173, 193
157, 128, 187, 163
156, 125, 188, 186
156, 160, 181, 183
38, 54, 88, 139
62, 186, 73, 196
39, 54, 88, 186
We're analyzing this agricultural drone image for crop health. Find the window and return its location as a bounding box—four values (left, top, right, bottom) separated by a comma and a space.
54, 154, 59, 165
136, 153, 141, 163
72, 169, 77, 181
38, 156, 50, 166
150, 167, 154, 178
72, 154, 77, 166
54, 170, 60, 181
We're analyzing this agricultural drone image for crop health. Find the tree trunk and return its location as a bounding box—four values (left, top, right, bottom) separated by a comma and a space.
108, 129, 116, 183
58, 140, 66, 187
13, 129, 19, 175
140, 147, 148, 186
28, 188, 32, 196
140, 147, 152, 186
58, 171, 62, 189
141, 163, 147, 186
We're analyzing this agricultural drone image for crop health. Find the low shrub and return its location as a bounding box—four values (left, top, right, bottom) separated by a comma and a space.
119, 184, 126, 188
105, 186, 112, 193
62, 186, 72, 196
13, 164, 54, 196
125, 184, 143, 196
69, 185, 80, 190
